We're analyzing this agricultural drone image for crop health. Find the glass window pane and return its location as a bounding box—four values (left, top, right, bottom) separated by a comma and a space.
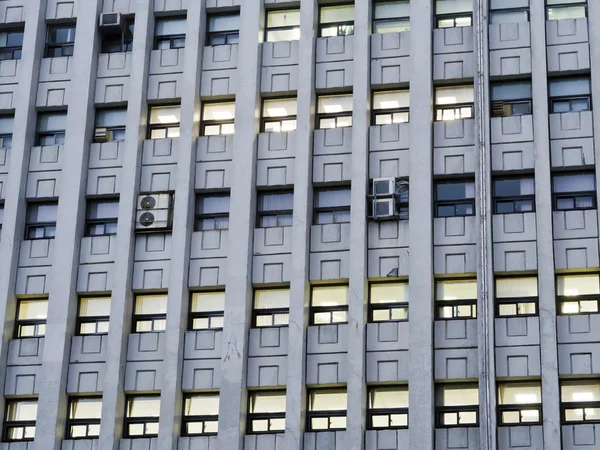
557, 275, 600, 296
547, 6, 586, 20
562, 381, 600, 402
320, 5, 354, 24
549, 77, 591, 98
263, 98, 297, 118
250, 392, 286, 413
373, 91, 410, 110
369, 387, 408, 409
255, 289, 290, 309
209, 14, 240, 32
490, 10, 529, 24
70, 398, 102, 419
436, 0, 473, 15
498, 383, 541, 405
435, 86, 475, 105
203, 103, 236, 121
150, 106, 181, 125
18, 299, 48, 320
127, 397, 160, 417
191, 292, 225, 312
553, 174, 595, 193
79, 297, 111, 317
318, 95, 353, 114
38, 113, 67, 132
312, 286, 348, 307
258, 192, 294, 211
0, 116, 14, 134
442, 385, 479, 406
491, 82, 532, 101
135, 295, 167, 315
370, 283, 407, 304
267, 10, 301, 28
156, 18, 187, 36
315, 189, 352, 208
7, 401, 38, 421
88, 200, 119, 220
185, 394, 219, 416
310, 390, 347, 411
375, 1, 410, 19
198, 195, 230, 214
496, 277, 538, 298
96, 109, 127, 127
436, 280, 477, 300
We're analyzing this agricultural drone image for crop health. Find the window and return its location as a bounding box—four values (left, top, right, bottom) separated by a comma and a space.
317, 95, 353, 129
124, 396, 160, 438
553, 173, 596, 211
435, 86, 474, 121
496, 277, 538, 317
207, 13, 239, 46
436, 280, 477, 319
368, 386, 408, 429
436, 0, 473, 28
307, 389, 347, 431
547, 0, 586, 20
37, 112, 67, 146
311, 285, 348, 325
266, 9, 300, 42
95, 108, 127, 142
101, 17, 134, 53
490, 8, 529, 24
248, 391, 286, 434
0, 28, 24, 60
493, 177, 535, 214
498, 382, 542, 425
67, 397, 102, 439
314, 188, 351, 224
437, 384, 479, 427
133, 294, 167, 332
77, 297, 110, 335
45, 24, 76, 57
557, 274, 600, 314
262, 98, 297, 133
319, 5, 354, 37
148, 105, 180, 139
257, 191, 293, 228
85, 198, 118, 237
202, 102, 235, 136
253, 289, 290, 327
189, 292, 225, 330
25, 202, 58, 240
0, 115, 13, 148
0, 204, 3, 231
373, 1, 410, 33
549, 77, 591, 113
369, 282, 408, 322
195, 194, 230, 231
373, 91, 409, 125
3, 399, 37, 442
155, 17, 186, 49
182, 393, 219, 436
491, 82, 532, 117
15, 299, 47, 338
435, 181, 475, 217
561, 380, 600, 424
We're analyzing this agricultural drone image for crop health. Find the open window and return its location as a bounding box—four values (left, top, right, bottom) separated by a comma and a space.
436, 384, 479, 427
133, 294, 167, 332
495, 277, 538, 317
253, 288, 290, 327
77, 297, 111, 335
311, 286, 348, 325
247, 391, 286, 434
498, 382, 542, 425
368, 386, 408, 429
307, 389, 347, 431
182, 393, 219, 436
101, 17, 134, 53
436, 279, 477, 320
557, 274, 600, 315
369, 282, 408, 322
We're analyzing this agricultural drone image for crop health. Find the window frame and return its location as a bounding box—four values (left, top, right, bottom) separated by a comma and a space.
181, 392, 219, 436
495, 276, 539, 318
546, 1, 587, 20
2, 399, 37, 442
435, 85, 475, 122
132, 294, 167, 333
147, 104, 181, 139
556, 274, 600, 315
247, 391, 286, 434
435, 279, 477, 320
189, 291, 225, 331
45, 23, 76, 58
15, 298, 47, 339
66, 396, 102, 439
0, 28, 24, 61
306, 388, 347, 432
552, 172, 597, 212
85, 197, 119, 237
25, 201, 58, 240
154, 17, 186, 50
206, 12, 240, 46
561, 380, 600, 424
265, 8, 301, 42
367, 386, 409, 430
316, 94, 353, 129
318, 4, 355, 38
36, 112, 67, 146
0, 114, 13, 149
76, 296, 111, 336
372, 0, 410, 34
436, 383, 479, 428
94, 107, 127, 142
493, 176, 535, 215
372, 90, 410, 125
434, 180, 476, 218
253, 288, 290, 328
124, 395, 160, 438
194, 193, 230, 232
201, 101, 235, 136
549, 77, 592, 113
313, 187, 352, 225
261, 97, 298, 133
368, 281, 409, 323
256, 190, 294, 228
436, 13, 473, 29
101, 17, 135, 53
489, 8, 530, 24
310, 285, 349, 326
497, 382, 543, 426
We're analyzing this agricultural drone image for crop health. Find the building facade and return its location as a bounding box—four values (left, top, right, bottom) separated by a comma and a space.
0, 0, 597, 449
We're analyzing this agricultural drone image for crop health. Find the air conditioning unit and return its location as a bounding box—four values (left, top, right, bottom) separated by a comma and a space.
491, 100, 510, 118
372, 178, 395, 197
373, 198, 395, 218
136, 193, 172, 231
99, 12, 122, 30
94, 127, 108, 143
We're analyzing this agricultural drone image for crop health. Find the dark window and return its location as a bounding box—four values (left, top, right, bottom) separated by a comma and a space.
95, 108, 127, 142
189, 292, 224, 330
2, 399, 37, 442
67, 397, 102, 439
133, 294, 167, 332
498, 383, 542, 425
148, 105, 180, 139
311, 286, 348, 325
491, 82, 532, 117
0, 115, 13, 148
154, 17, 186, 49
373, 1, 410, 34
436, 384, 479, 427
496, 277, 538, 317
45, 24, 76, 57
556, 274, 600, 315
101, 17, 134, 53
493, 177, 535, 214
561, 380, 600, 424
265, 9, 300, 42
15, 299, 47, 338
37, 112, 67, 146
85, 198, 118, 237
489, 8, 529, 24
369, 282, 408, 322
25, 202, 58, 240
553, 173, 596, 211
314, 188, 351, 224
207, 13, 240, 46
436, 0, 472, 28
372, 91, 409, 125
262, 98, 297, 133
434, 181, 475, 217
202, 102, 235, 136
195, 194, 230, 231
0, 203, 4, 232
319, 4, 354, 37
307, 389, 347, 431
549, 77, 591, 113
547, 0, 587, 20
77, 297, 110, 335
124, 396, 160, 438
182, 393, 219, 436
368, 386, 409, 429
436, 280, 477, 320
0, 29, 24, 60
257, 191, 293, 228
435, 86, 474, 121
247, 391, 286, 434
317, 95, 353, 129
253, 289, 290, 327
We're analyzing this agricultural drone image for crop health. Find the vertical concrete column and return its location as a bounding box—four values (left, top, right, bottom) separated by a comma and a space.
33, 1, 103, 448
529, 3, 561, 449
473, 0, 497, 448
587, 2, 600, 223
408, 1, 435, 449
0, 0, 46, 420
346, 0, 371, 448
284, 1, 317, 449
217, 0, 263, 448
156, 1, 204, 448
98, 1, 154, 448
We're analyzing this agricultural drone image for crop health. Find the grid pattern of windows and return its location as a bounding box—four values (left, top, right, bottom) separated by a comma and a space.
561, 380, 600, 424
373, 90, 409, 125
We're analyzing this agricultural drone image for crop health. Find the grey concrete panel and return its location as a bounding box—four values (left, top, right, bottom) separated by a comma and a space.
149, 49, 184, 75
118, 438, 158, 450
139, 164, 177, 191
147, 73, 183, 100
491, 142, 535, 171
491, 115, 534, 144
558, 343, 600, 375
124, 361, 163, 391
369, 123, 410, 152
557, 314, 600, 344
7, 338, 44, 366
366, 221, 409, 250
433, 27, 474, 54
96, 52, 132, 78
69, 335, 107, 363
36, 80, 70, 107
134, 234, 172, 262
366, 322, 409, 352
368, 149, 410, 178
495, 346, 541, 377
554, 238, 600, 270
177, 436, 219, 450
365, 429, 410, 450
433, 146, 476, 175
433, 120, 476, 148
489, 48, 532, 77
45, 0, 78, 19
76, 263, 114, 293
367, 248, 410, 278
489, 23, 531, 50
197, 135, 234, 162
188, 258, 227, 288
79, 236, 116, 264
315, 61, 353, 89
434, 427, 479, 450
183, 330, 223, 360
248, 327, 288, 357
38, 57, 72, 83
261, 66, 299, 93
194, 160, 232, 190
433, 217, 477, 246
0, 1, 25, 24
18, 240, 54, 268
4, 366, 40, 395
553, 210, 598, 240
370, 31, 410, 59
131, 260, 170, 290
316, 36, 354, 63
308, 251, 349, 281
550, 137, 595, 168
200, 68, 237, 97
253, 225, 294, 255
0, 148, 9, 174
28, 145, 62, 172
493, 241, 538, 272
142, 138, 178, 166
365, 350, 408, 382
549, 112, 593, 140
495, 317, 541, 347
497, 425, 544, 450
256, 159, 295, 186
433, 244, 478, 275
246, 355, 288, 387
547, 43, 590, 74
306, 353, 348, 385
202, 45, 238, 71
492, 213, 537, 243
61, 439, 99, 450
251, 254, 292, 284
181, 359, 221, 390
562, 424, 600, 450
303, 431, 348, 450
86, 168, 122, 195
244, 433, 285, 450
434, 348, 478, 380
434, 320, 478, 349
94, 76, 130, 104
257, 132, 296, 160
154, 0, 189, 11
189, 230, 229, 259
546, 18, 589, 46
433, 53, 474, 81
262, 40, 299, 67
370, 56, 411, 86
126, 332, 165, 362
66, 362, 106, 394
313, 128, 352, 155
310, 224, 350, 253
25, 171, 60, 198
307, 324, 349, 355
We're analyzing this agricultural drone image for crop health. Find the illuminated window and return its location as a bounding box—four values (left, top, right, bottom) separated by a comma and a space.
435, 86, 474, 121
3, 399, 37, 442
369, 282, 408, 322
307, 389, 347, 431
262, 98, 297, 133
319, 5, 354, 37
436, 384, 479, 427
557, 274, 600, 315
498, 382, 542, 425
372, 91, 409, 125
133, 294, 167, 332
436, 280, 477, 319
253, 289, 290, 327
202, 102, 235, 136
182, 393, 219, 436
189, 292, 225, 330
15, 299, 47, 338
148, 105, 180, 139
77, 297, 111, 335
124, 396, 160, 437
317, 95, 352, 129
495, 277, 538, 317
247, 391, 286, 434
310, 286, 348, 325
367, 386, 408, 429
561, 380, 600, 424
67, 397, 102, 439
266, 10, 300, 42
